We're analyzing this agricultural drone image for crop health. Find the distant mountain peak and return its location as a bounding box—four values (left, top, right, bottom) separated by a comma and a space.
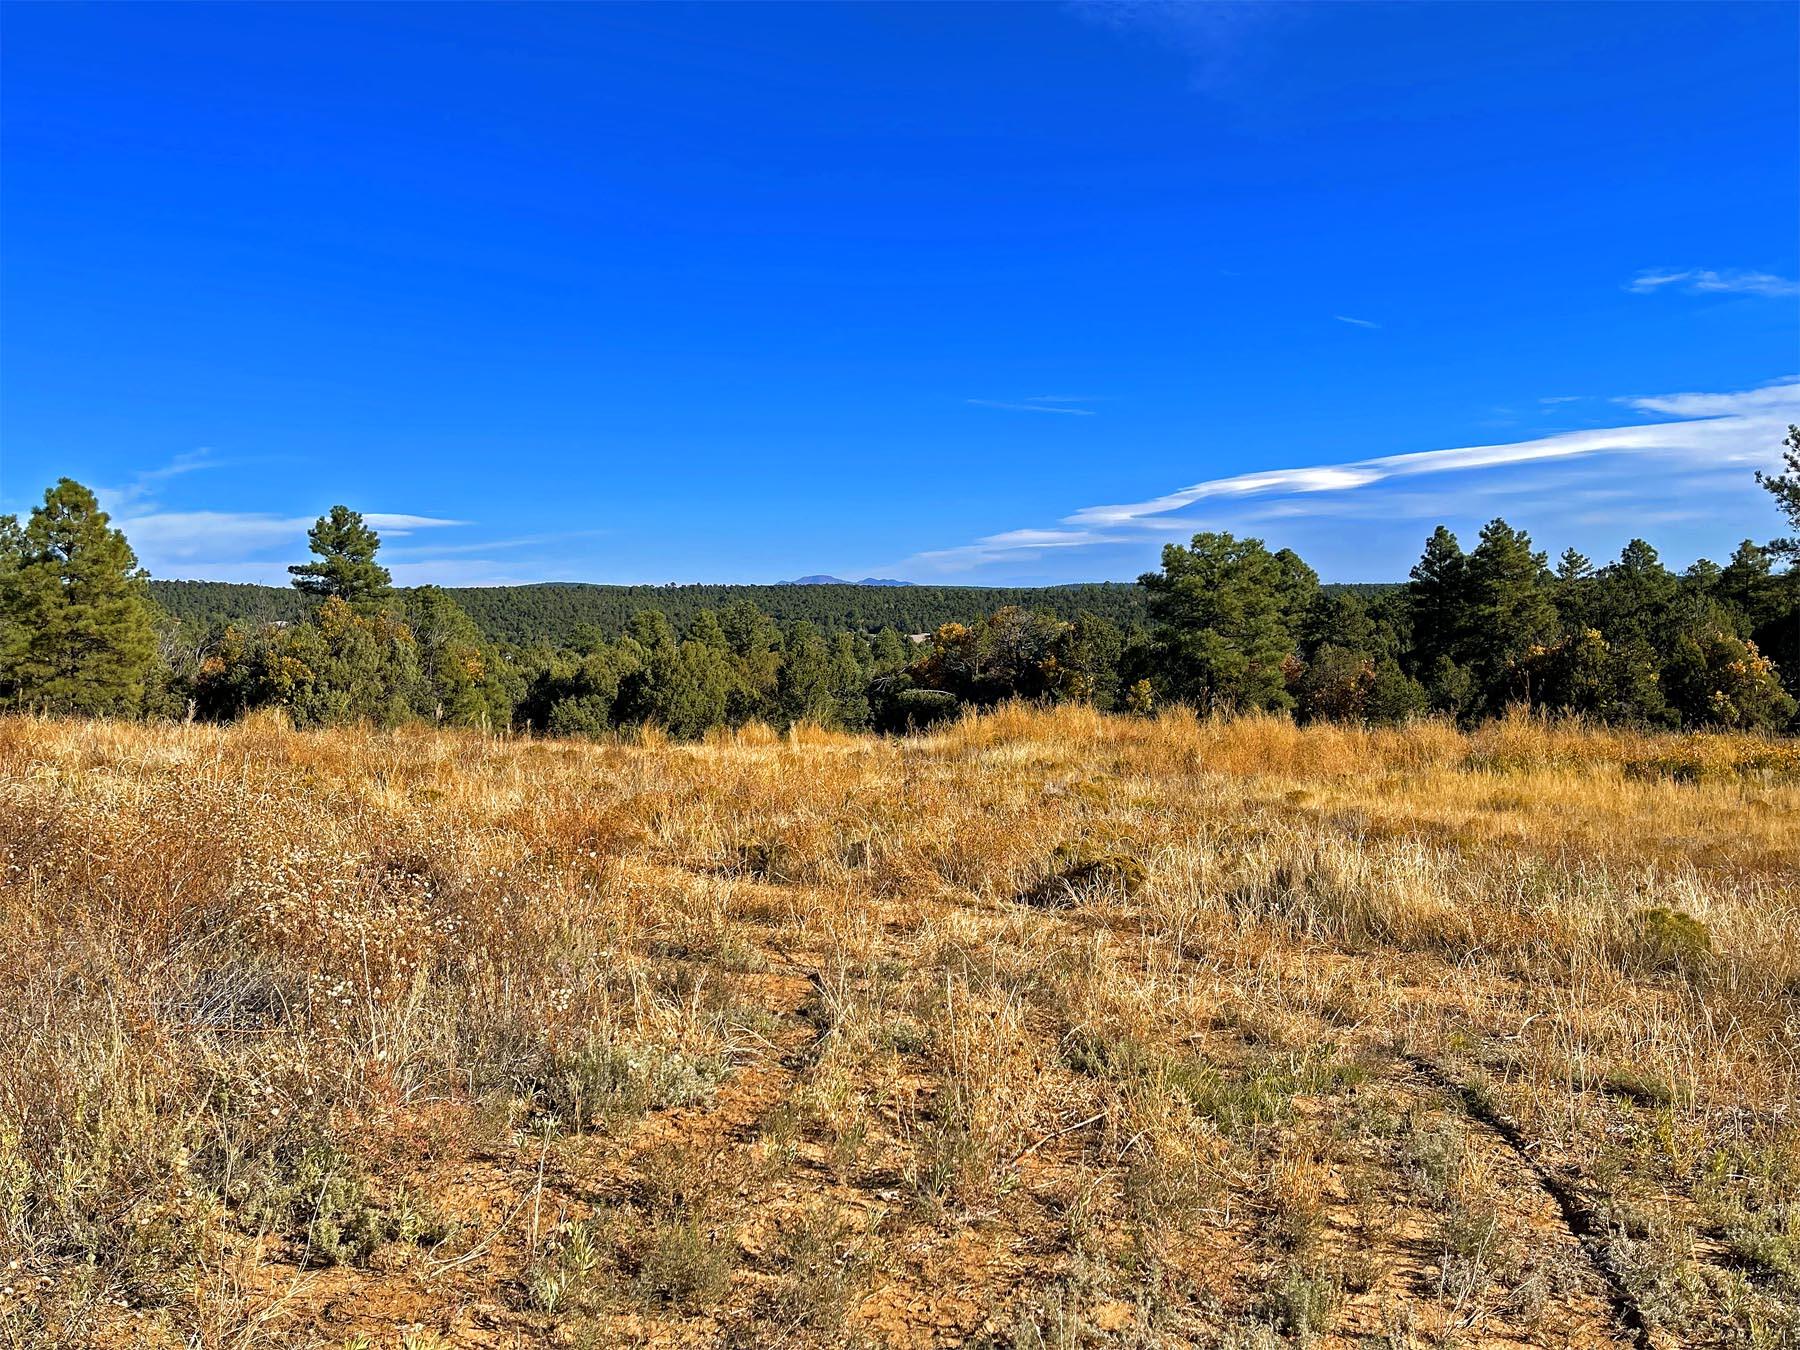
784, 575, 916, 587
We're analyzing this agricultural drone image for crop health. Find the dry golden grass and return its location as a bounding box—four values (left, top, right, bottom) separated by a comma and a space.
1, 705, 1796, 1349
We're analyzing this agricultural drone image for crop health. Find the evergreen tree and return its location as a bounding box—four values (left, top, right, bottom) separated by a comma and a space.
1140, 532, 1316, 711
869, 627, 910, 673
1555, 548, 1594, 583
289, 506, 392, 609
1663, 625, 1795, 729
1717, 541, 1780, 629
1425, 655, 1477, 721
1406, 527, 1470, 674
718, 598, 783, 724
1272, 548, 1321, 629
776, 621, 841, 726
830, 630, 871, 729
686, 608, 730, 651
1465, 519, 1557, 707
0, 479, 156, 716
1590, 539, 1677, 645
1294, 645, 1375, 723
973, 606, 1065, 703
1682, 557, 1722, 596
1756, 424, 1800, 558
1053, 612, 1123, 707
406, 586, 514, 728
1301, 590, 1377, 658
281, 597, 423, 727
1364, 657, 1428, 725
1753, 428, 1800, 688
1553, 548, 1597, 630
1525, 628, 1667, 724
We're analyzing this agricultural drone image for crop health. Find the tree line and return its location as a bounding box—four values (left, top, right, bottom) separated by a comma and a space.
4, 428, 1799, 735
146, 576, 1155, 645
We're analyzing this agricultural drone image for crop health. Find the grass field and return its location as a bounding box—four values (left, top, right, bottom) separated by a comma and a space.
2, 707, 1797, 1349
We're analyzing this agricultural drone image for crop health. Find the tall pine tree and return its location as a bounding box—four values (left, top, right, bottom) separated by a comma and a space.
1406, 526, 1470, 674
289, 506, 392, 610
0, 479, 156, 716
1466, 518, 1557, 707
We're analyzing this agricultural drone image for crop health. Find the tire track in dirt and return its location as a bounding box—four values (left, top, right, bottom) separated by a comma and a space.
1400, 1051, 1666, 1350
1023, 882, 1650, 1348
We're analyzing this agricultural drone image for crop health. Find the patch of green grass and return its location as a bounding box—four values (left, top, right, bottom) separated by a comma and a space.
230, 1131, 443, 1268
765, 1200, 877, 1333
1625, 907, 1713, 978
1164, 1047, 1363, 1137
635, 1216, 733, 1311
1018, 843, 1147, 909
1600, 1063, 1683, 1109
529, 1034, 728, 1132
521, 1215, 617, 1315
1262, 1259, 1340, 1339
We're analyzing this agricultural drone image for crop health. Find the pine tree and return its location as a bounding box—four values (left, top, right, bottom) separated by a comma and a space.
869, 627, 910, 673
1756, 425, 1800, 558
1555, 548, 1594, 584
719, 598, 782, 724
1406, 527, 1470, 674
1301, 590, 1376, 658
776, 620, 838, 726
1591, 539, 1677, 644
1553, 547, 1597, 632
0, 479, 157, 716
1718, 541, 1781, 629
1754, 427, 1800, 687
1140, 532, 1316, 711
289, 506, 392, 609
1465, 518, 1557, 707
406, 585, 513, 728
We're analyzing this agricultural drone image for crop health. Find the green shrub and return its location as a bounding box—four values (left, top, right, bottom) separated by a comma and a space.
529, 1035, 727, 1131
1627, 907, 1713, 977
1018, 843, 1147, 908
1263, 1259, 1340, 1337
881, 688, 960, 733
636, 1217, 732, 1310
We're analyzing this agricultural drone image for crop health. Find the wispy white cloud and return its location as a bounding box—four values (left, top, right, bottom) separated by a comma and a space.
89, 446, 470, 575
1619, 380, 1800, 418
358, 513, 466, 534
966, 396, 1097, 416
115, 511, 316, 563
115, 506, 469, 576
1628, 269, 1799, 298
895, 378, 1799, 573
906, 527, 1116, 572
382, 528, 607, 560
119, 509, 463, 560
94, 447, 221, 514
1067, 380, 1797, 530
1333, 314, 1381, 329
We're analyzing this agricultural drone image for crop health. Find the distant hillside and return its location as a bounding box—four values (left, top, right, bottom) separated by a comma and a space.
149, 578, 1402, 647
147, 579, 1155, 644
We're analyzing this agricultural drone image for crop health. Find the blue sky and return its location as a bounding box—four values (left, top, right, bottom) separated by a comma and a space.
2, 2, 1796, 586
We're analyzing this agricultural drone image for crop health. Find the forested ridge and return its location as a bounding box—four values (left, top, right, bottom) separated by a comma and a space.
146, 578, 1161, 644
4, 427, 1800, 737
149, 578, 1407, 646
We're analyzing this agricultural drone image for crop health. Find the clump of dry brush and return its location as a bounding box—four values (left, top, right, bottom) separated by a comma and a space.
1, 705, 1795, 1348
